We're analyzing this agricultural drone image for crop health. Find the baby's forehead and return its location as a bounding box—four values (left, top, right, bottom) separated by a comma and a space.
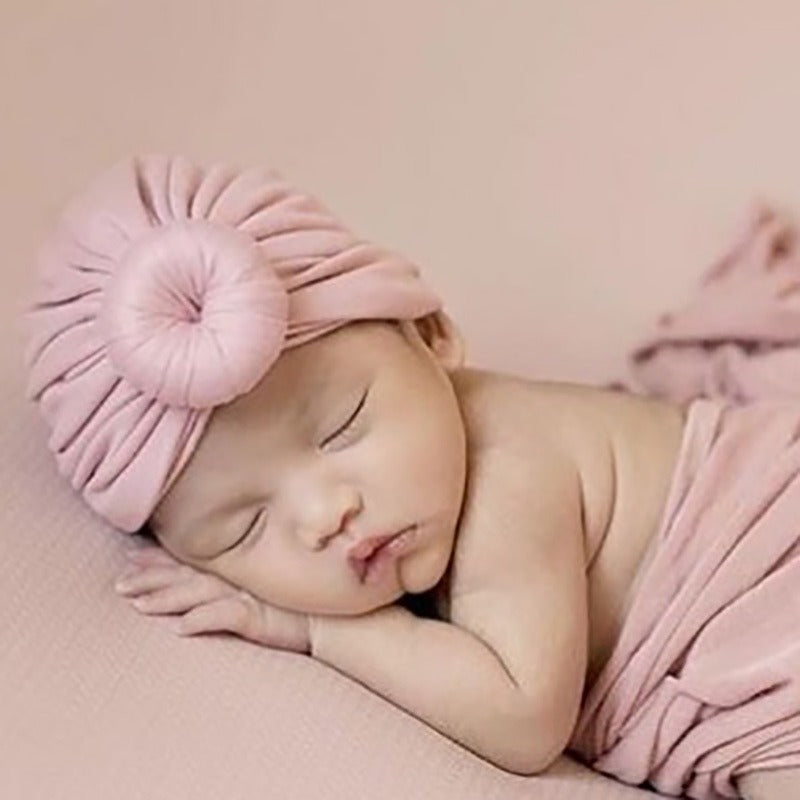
213, 350, 361, 432
203, 320, 402, 441
242, 321, 398, 404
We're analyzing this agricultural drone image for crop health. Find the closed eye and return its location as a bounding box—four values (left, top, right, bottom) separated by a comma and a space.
224, 508, 265, 554
320, 388, 369, 448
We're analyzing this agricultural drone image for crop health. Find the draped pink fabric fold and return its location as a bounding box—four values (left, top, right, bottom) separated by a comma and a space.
570, 204, 800, 798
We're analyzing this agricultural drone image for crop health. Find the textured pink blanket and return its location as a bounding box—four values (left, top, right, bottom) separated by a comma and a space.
568, 205, 800, 799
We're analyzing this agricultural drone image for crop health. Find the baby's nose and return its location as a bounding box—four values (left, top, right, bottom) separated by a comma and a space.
296, 487, 362, 550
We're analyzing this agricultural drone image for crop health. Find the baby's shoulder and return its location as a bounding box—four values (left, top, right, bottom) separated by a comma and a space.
450, 367, 681, 459
448, 368, 685, 565
450, 367, 624, 458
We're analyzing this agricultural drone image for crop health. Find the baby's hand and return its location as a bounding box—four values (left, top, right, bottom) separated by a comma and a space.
115, 544, 310, 653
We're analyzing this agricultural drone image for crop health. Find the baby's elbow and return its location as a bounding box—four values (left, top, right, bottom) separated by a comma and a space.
528, 739, 568, 775
482, 687, 577, 775
492, 750, 563, 777
510, 686, 582, 775
493, 740, 565, 776
488, 715, 569, 776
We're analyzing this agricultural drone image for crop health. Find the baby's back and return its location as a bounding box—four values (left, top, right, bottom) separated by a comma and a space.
450, 370, 686, 687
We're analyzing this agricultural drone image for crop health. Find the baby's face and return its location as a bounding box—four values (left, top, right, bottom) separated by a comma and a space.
150, 317, 467, 615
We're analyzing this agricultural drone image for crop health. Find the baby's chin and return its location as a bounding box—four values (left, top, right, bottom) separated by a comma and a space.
302, 588, 405, 617
301, 565, 427, 617
401, 525, 454, 593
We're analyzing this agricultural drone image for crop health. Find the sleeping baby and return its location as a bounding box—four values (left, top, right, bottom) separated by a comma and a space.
25, 155, 800, 800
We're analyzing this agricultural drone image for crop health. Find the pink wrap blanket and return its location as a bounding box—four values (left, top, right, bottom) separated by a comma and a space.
568, 204, 800, 798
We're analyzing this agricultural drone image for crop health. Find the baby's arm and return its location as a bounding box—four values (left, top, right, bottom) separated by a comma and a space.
311, 606, 555, 774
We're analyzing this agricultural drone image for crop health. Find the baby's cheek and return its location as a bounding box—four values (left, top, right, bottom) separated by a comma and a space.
226, 548, 297, 606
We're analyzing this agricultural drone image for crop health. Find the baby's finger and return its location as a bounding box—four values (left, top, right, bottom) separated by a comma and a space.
177, 594, 259, 639
115, 564, 191, 597
126, 574, 234, 614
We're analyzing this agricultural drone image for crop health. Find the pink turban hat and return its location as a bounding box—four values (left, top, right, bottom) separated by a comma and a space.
25, 154, 441, 532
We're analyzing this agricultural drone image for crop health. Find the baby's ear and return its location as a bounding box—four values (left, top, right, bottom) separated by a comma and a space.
409, 310, 465, 372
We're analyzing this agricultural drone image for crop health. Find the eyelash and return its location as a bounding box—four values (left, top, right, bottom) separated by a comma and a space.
320, 388, 369, 449
229, 508, 265, 552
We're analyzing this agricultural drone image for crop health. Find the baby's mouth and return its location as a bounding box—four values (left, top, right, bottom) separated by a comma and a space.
347, 527, 416, 583
347, 533, 399, 582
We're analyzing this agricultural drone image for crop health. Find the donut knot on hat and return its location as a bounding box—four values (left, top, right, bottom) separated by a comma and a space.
25, 154, 441, 532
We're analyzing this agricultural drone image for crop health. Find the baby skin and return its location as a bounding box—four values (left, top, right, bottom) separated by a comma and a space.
114, 312, 686, 775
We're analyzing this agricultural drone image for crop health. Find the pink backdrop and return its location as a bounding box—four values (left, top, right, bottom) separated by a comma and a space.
6, 2, 800, 384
